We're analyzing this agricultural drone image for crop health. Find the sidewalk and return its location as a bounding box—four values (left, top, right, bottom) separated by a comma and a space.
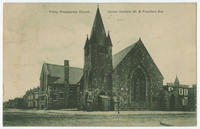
3, 109, 196, 126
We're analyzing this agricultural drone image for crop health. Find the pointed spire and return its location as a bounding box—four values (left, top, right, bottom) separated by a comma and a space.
106, 30, 112, 46
90, 6, 106, 41
137, 37, 144, 46
138, 37, 143, 43
174, 75, 180, 86
84, 35, 90, 49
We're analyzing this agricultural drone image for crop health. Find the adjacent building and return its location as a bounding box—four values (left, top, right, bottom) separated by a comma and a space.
23, 87, 39, 109
38, 60, 82, 109
188, 84, 197, 111
3, 98, 24, 109
161, 76, 195, 111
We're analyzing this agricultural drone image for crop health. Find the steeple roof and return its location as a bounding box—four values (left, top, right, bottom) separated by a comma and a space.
174, 75, 179, 84
84, 35, 89, 49
90, 7, 106, 41
106, 31, 112, 46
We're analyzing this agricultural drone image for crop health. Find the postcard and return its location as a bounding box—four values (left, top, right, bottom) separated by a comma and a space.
3, 3, 197, 127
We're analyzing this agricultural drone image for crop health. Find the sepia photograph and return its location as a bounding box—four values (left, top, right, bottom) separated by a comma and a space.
2, 2, 197, 127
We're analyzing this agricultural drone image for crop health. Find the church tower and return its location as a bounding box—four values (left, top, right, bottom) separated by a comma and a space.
83, 7, 113, 110
174, 75, 180, 87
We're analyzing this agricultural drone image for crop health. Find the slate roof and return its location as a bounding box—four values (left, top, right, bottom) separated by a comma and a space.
179, 84, 190, 88
166, 82, 189, 88
112, 39, 164, 79
44, 63, 83, 85
112, 42, 137, 69
24, 87, 39, 96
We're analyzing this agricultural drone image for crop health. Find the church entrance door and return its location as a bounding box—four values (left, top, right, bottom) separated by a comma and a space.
131, 68, 147, 109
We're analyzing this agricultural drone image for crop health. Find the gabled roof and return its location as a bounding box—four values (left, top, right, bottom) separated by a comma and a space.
112, 42, 137, 69
43, 63, 83, 85
112, 38, 164, 79
25, 87, 39, 96
106, 31, 112, 46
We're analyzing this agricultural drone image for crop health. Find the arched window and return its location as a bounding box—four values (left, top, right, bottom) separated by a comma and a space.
132, 68, 146, 102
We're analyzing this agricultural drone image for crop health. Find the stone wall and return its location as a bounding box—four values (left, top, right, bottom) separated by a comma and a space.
47, 84, 66, 109
112, 41, 164, 110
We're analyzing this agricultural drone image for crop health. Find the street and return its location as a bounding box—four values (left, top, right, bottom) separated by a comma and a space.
3, 109, 196, 126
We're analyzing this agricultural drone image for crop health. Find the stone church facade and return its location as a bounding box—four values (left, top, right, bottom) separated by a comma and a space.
112, 39, 164, 110
78, 7, 164, 111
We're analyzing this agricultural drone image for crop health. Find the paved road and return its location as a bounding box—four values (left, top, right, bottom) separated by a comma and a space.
3, 109, 197, 126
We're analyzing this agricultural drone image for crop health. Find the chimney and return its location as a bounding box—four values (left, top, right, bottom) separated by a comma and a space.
64, 60, 69, 84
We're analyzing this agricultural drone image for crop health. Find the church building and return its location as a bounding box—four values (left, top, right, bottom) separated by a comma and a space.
8, 6, 196, 112
78, 7, 164, 111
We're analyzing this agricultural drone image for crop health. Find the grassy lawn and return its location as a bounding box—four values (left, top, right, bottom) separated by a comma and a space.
3, 109, 197, 126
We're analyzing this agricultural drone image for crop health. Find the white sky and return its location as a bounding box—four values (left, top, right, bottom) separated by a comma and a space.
3, 3, 196, 101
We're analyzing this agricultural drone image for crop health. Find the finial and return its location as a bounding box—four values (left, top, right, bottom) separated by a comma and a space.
97, 3, 99, 8
108, 30, 110, 35
139, 37, 141, 41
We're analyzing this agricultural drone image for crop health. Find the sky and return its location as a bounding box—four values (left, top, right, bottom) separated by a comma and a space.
3, 3, 196, 101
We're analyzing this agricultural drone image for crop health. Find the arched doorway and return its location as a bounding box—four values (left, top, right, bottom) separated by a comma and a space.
130, 67, 147, 109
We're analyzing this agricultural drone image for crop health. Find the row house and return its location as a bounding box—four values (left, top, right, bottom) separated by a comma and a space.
162, 76, 195, 111
188, 84, 197, 111
3, 97, 24, 109
23, 87, 39, 109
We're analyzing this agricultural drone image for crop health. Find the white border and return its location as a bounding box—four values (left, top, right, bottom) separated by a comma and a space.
1, 0, 199, 3
0, 0, 199, 129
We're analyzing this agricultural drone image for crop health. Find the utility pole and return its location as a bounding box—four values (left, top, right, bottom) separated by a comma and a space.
117, 96, 120, 115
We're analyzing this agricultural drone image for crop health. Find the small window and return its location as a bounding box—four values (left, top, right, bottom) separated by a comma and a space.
184, 89, 188, 96
35, 101, 38, 107
168, 87, 173, 92
35, 94, 38, 99
182, 97, 188, 106
179, 88, 183, 95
